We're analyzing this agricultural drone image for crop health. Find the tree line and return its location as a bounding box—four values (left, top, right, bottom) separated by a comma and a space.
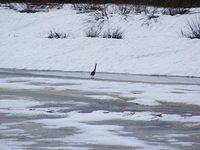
1, 0, 200, 7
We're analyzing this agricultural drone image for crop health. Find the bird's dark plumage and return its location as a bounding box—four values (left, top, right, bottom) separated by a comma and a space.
90, 64, 97, 77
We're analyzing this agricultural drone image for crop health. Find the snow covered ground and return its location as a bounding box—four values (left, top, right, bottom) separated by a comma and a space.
0, 4, 200, 76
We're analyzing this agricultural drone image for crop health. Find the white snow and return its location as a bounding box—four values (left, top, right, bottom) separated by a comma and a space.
86, 94, 118, 100
37, 146, 89, 150
0, 139, 23, 150
32, 110, 199, 149
1, 76, 200, 106
0, 98, 40, 109
0, 5, 200, 76
0, 139, 34, 150
0, 97, 67, 116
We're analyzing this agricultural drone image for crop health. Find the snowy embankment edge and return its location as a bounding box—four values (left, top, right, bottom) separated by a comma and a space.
0, 5, 200, 77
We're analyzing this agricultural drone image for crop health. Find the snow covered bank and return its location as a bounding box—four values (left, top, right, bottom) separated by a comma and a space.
0, 5, 200, 76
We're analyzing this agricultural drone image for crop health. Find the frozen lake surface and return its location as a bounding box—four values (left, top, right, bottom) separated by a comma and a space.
0, 68, 200, 150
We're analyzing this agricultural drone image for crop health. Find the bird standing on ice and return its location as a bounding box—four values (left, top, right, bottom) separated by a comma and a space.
90, 64, 97, 78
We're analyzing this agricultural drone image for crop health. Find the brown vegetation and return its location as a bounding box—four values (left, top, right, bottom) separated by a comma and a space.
0, 0, 200, 8
181, 17, 200, 39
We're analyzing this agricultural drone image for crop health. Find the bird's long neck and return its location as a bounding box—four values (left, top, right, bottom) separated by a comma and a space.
94, 64, 97, 71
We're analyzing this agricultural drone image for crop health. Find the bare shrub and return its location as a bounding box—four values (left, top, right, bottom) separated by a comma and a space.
142, 16, 159, 27
4, 3, 17, 10
85, 9, 109, 31
85, 27, 100, 38
3, 3, 26, 11
47, 30, 68, 39
102, 28, 123, 39
118, 5, 159, 16
133, 5, 149, 14
19, 7, 40, 13
72, 4, 105, 13
147, 14, 159, 20
118, 5, 133, 16
162, 8, 190, 16
92, 10, 109, 21
85, 26, 123, 39
181, 17, 200, 39
5, 3, 63, 13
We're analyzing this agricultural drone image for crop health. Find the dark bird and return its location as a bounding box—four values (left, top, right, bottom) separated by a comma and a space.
90, 64, 97, 78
